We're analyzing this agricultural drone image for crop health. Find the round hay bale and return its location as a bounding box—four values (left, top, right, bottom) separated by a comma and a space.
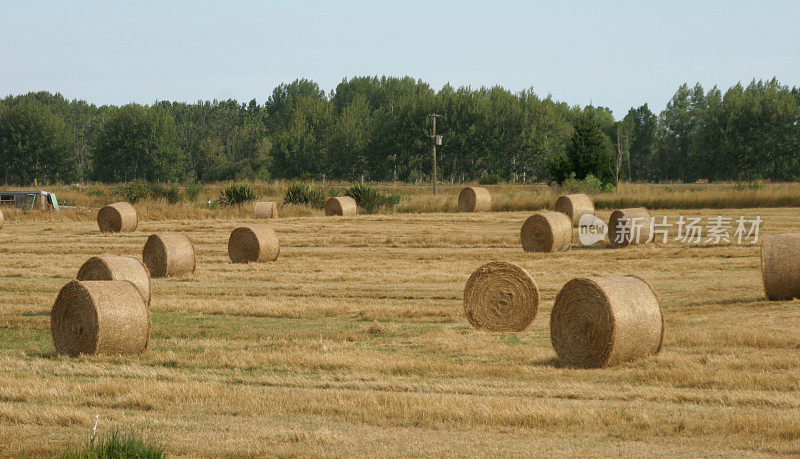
0, 209, 4, 229
228, 225, 280, 263
97, 202, 137, 233
761, 233, 800, 300
50, 280, 150, 356
608, 207, 653, 247
550, 276, 664, 368
520, 212, 572, 253
458, 186, 492, 212
325, 196, 357, 216
254, 201, 278, 219
463, 261, 539, 331
554, 193, 595, 227
142, 233, 196, 278
76, 256, 151, 305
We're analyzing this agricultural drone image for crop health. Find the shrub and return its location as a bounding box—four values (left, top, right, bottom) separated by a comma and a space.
733, 180, 765, 191
561, 173, 604, 194
115, 179, 150, 203
184, 182, 204, 201
61, 429, 165, 458
218, 183, 257, 206
150, 183, 183, 204
345, 182, 401, 213
283, 182, 327, 208
478, 173, 500, 185
85, 188, 105, 196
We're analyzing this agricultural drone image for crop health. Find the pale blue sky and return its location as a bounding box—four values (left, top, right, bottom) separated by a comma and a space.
1, 1, 798, 117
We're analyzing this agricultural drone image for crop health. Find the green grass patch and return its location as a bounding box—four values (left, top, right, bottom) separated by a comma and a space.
61, 429, 165, 458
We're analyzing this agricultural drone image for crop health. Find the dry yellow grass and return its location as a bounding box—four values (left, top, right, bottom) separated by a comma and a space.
1, 205, 799, 456
5, 180, 800, 222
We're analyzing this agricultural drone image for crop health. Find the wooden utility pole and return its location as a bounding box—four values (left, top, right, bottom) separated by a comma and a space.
615, 125, 623, 190
428, 114, 442, 195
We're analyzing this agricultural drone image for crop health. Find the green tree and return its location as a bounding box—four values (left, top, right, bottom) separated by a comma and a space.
520, 91, 573, 182
3, 91, 105, 181
623, 104, 657, 181
93, 104, 184, 182
0, 99, 77, 184
6, 77, 800, 185
370, 82, 436, 181
549, 112, 615, 185
327, 94, 372, 179
720, 79, 800, 180
266, 79, 330, 178
656, 83, 706, 181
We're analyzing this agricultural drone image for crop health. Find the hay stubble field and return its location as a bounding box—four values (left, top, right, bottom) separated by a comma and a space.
1, 205, 799, 456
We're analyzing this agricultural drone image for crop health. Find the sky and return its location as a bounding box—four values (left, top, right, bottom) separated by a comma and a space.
1, 0, 799, 118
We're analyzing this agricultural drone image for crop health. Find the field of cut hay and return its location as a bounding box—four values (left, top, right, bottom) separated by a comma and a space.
1, 205, 799, 456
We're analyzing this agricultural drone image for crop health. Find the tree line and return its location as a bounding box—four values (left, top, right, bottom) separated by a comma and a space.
1, 76, 798, 185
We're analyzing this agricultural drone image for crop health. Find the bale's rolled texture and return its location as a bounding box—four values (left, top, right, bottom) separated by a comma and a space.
554, 193, 595, 227
520, 212, 572, 253
142, 233, 196, 278
761, 233, 800, 300
608, 207, 653, 247
51, 280, 150, 356
76, 256, 151, 305
463, 261, 539, 331
228, 225, 280, 263
97, 202, 137, 233
0, 209, 4, 229
550, 276, 664, 368
324, 197, 357, 216
458, 187, 492, 212
254, 201, 278, 219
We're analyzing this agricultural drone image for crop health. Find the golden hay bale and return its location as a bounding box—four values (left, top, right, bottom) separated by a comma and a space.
254, 201, 278, 219
97, 202, 137, 233
520, 212, 572, 253
458, 186, 492, 212
550, 276, 664, 368
50, 280, 150, 356
325, 196, 357, 216
76, 256, 151, 305
142, 233, 196, 278
463, 261, 539, 331
0, 209, 4, 229
608, 207, 653, 247
554, 193, 595, 227
228, 225, 280, 263
761, 233, 800, 300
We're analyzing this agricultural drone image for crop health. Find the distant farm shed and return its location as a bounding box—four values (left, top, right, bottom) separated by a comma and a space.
0, 191, 60, 211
